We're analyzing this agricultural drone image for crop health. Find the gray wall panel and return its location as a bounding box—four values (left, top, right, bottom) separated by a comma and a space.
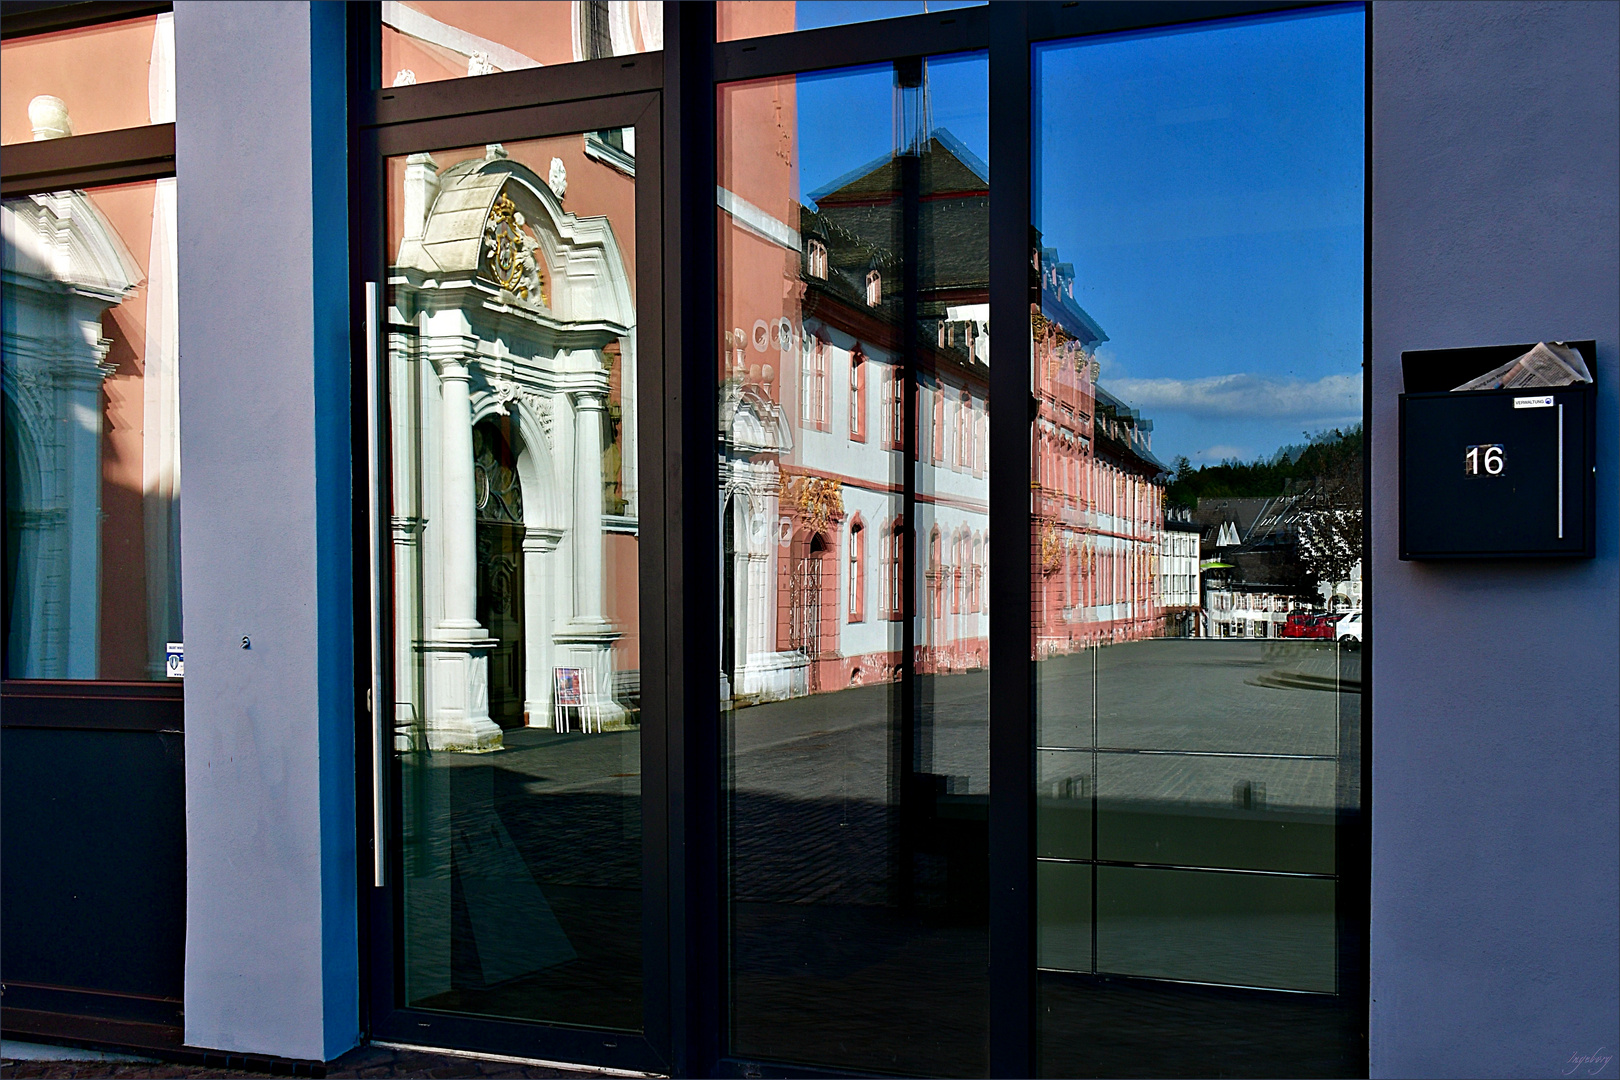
1370, 3, 1619, 1077
174, 0, 358, 1061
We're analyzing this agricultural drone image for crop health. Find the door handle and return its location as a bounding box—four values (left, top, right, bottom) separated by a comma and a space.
366, 281, 387, 888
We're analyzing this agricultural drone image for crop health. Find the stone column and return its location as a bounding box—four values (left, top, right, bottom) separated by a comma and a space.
570, 390, 609, 628
522, 526, 561, 727
554, 386, 627, 729
439, 358, 479, 633
424, 355, 501, 751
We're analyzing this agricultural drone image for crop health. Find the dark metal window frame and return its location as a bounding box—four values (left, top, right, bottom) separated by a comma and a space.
0, 0, 179, 731
350, 3, 1369, 1078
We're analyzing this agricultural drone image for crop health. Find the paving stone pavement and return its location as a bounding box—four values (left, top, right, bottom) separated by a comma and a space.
1, 1045, 614, 1079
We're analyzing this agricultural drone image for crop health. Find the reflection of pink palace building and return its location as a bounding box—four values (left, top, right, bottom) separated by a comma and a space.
718, 60, 1195, 707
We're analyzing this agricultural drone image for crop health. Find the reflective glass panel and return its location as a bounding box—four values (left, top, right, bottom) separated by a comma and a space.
718, 53, 990, 1076
717, 1, 986, 42
1031, 8, 1365, 1076
381, 1, 659, 87
1, 13, 173, 145
3, 178, 182, 680
387, 133, 642, 1030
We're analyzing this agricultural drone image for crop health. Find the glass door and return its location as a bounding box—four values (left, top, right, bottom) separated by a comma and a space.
365, 89, 669, 1073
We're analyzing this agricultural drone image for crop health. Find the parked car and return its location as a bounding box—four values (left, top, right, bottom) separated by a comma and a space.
1282, 611, 1338, 638
1336, 610, 1363, 642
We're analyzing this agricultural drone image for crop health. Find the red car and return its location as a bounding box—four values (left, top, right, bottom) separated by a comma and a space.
1281, 612, 1338, 639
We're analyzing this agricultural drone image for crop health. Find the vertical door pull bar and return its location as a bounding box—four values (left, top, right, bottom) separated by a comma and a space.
366, 281, 387, 887
1556, 402, 1564, 540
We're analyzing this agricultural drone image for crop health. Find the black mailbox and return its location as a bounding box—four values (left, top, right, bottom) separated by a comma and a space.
1400, 341, 1596, 559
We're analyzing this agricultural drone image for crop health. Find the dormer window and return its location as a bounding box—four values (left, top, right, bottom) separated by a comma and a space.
807, 238, 828, 279
865, 269, 881, 306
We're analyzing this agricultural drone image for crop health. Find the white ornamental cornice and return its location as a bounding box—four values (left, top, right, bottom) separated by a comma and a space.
484, 376, 556, 450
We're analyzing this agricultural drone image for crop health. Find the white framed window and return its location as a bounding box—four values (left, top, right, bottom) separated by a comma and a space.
801, 336, 829, 429
807, 238, 828, 279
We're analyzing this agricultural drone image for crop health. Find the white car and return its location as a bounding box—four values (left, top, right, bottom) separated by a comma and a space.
1336, 610, 1362, 642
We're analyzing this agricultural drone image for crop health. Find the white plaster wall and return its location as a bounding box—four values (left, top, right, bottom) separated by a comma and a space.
175, 0, 358, 1061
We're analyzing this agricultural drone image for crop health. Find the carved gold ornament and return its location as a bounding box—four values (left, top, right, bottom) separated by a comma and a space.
780, 474, 844, 535
483, 191, 545, 304
1040, 523, 1064, 574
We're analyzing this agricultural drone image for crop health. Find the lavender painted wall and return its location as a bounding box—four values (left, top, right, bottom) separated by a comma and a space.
175, 0, 358, 1061
1370, 3, 1619, 1077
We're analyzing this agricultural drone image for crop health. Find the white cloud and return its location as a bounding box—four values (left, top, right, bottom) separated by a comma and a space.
1106, 372, 1361, 420
1192, 444, 1250, 462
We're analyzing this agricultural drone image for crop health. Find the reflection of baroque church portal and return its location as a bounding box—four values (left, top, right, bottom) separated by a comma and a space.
3, 187, 181, 681
390, 148, 634, 752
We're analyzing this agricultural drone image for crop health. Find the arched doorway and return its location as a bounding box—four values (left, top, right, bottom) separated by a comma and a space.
788, 531, 828, 692
473, 417, 525, 727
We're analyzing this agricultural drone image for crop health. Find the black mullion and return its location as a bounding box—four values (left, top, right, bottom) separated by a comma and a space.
0, 123, 175, 197
0, 682, 183, 732
1345, 1, 1372, 1064
369, 1009, 667, 1075
1026, 0, 1338, 43
987, 5, 1034, 1078
1091, 644, 1098, 977
0, 0, 169, 40
373, 94, 656, 158
662, 3, 720, 1076
370, 51, 664, 129
714, 5, 989, 84
630, 89, 673, 1073
897, 57, 922, 914
348, 0, 389, 1046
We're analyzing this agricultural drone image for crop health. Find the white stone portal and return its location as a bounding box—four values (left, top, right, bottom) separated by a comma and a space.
388, 154, 637, 750
2, 191, 142, 679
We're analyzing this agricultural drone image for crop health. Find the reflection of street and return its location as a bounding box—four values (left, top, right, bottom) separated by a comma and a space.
730, 674, 990, 1076
723, 639, 1359, 1073
1041, 638, 1353, 757
1036, 639, 1357, 1000
402, 727, 641, 1032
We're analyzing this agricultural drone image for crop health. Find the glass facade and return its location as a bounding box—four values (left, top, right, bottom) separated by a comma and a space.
1031, 8, 1365, 1074
386, 132, 643, 1031
717, 52, 991, 1076
8, 3, 1615, 1078
0, 2, 1375, 1073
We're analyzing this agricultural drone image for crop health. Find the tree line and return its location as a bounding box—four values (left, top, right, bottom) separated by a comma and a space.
1167, 425, 1364, 509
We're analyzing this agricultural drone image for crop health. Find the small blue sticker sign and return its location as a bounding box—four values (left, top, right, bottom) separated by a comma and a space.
165, 642, 184, 678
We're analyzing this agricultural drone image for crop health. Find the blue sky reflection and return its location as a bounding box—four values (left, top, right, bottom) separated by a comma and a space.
792, 6, 1363, 465
1036, 7, 1365, 464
